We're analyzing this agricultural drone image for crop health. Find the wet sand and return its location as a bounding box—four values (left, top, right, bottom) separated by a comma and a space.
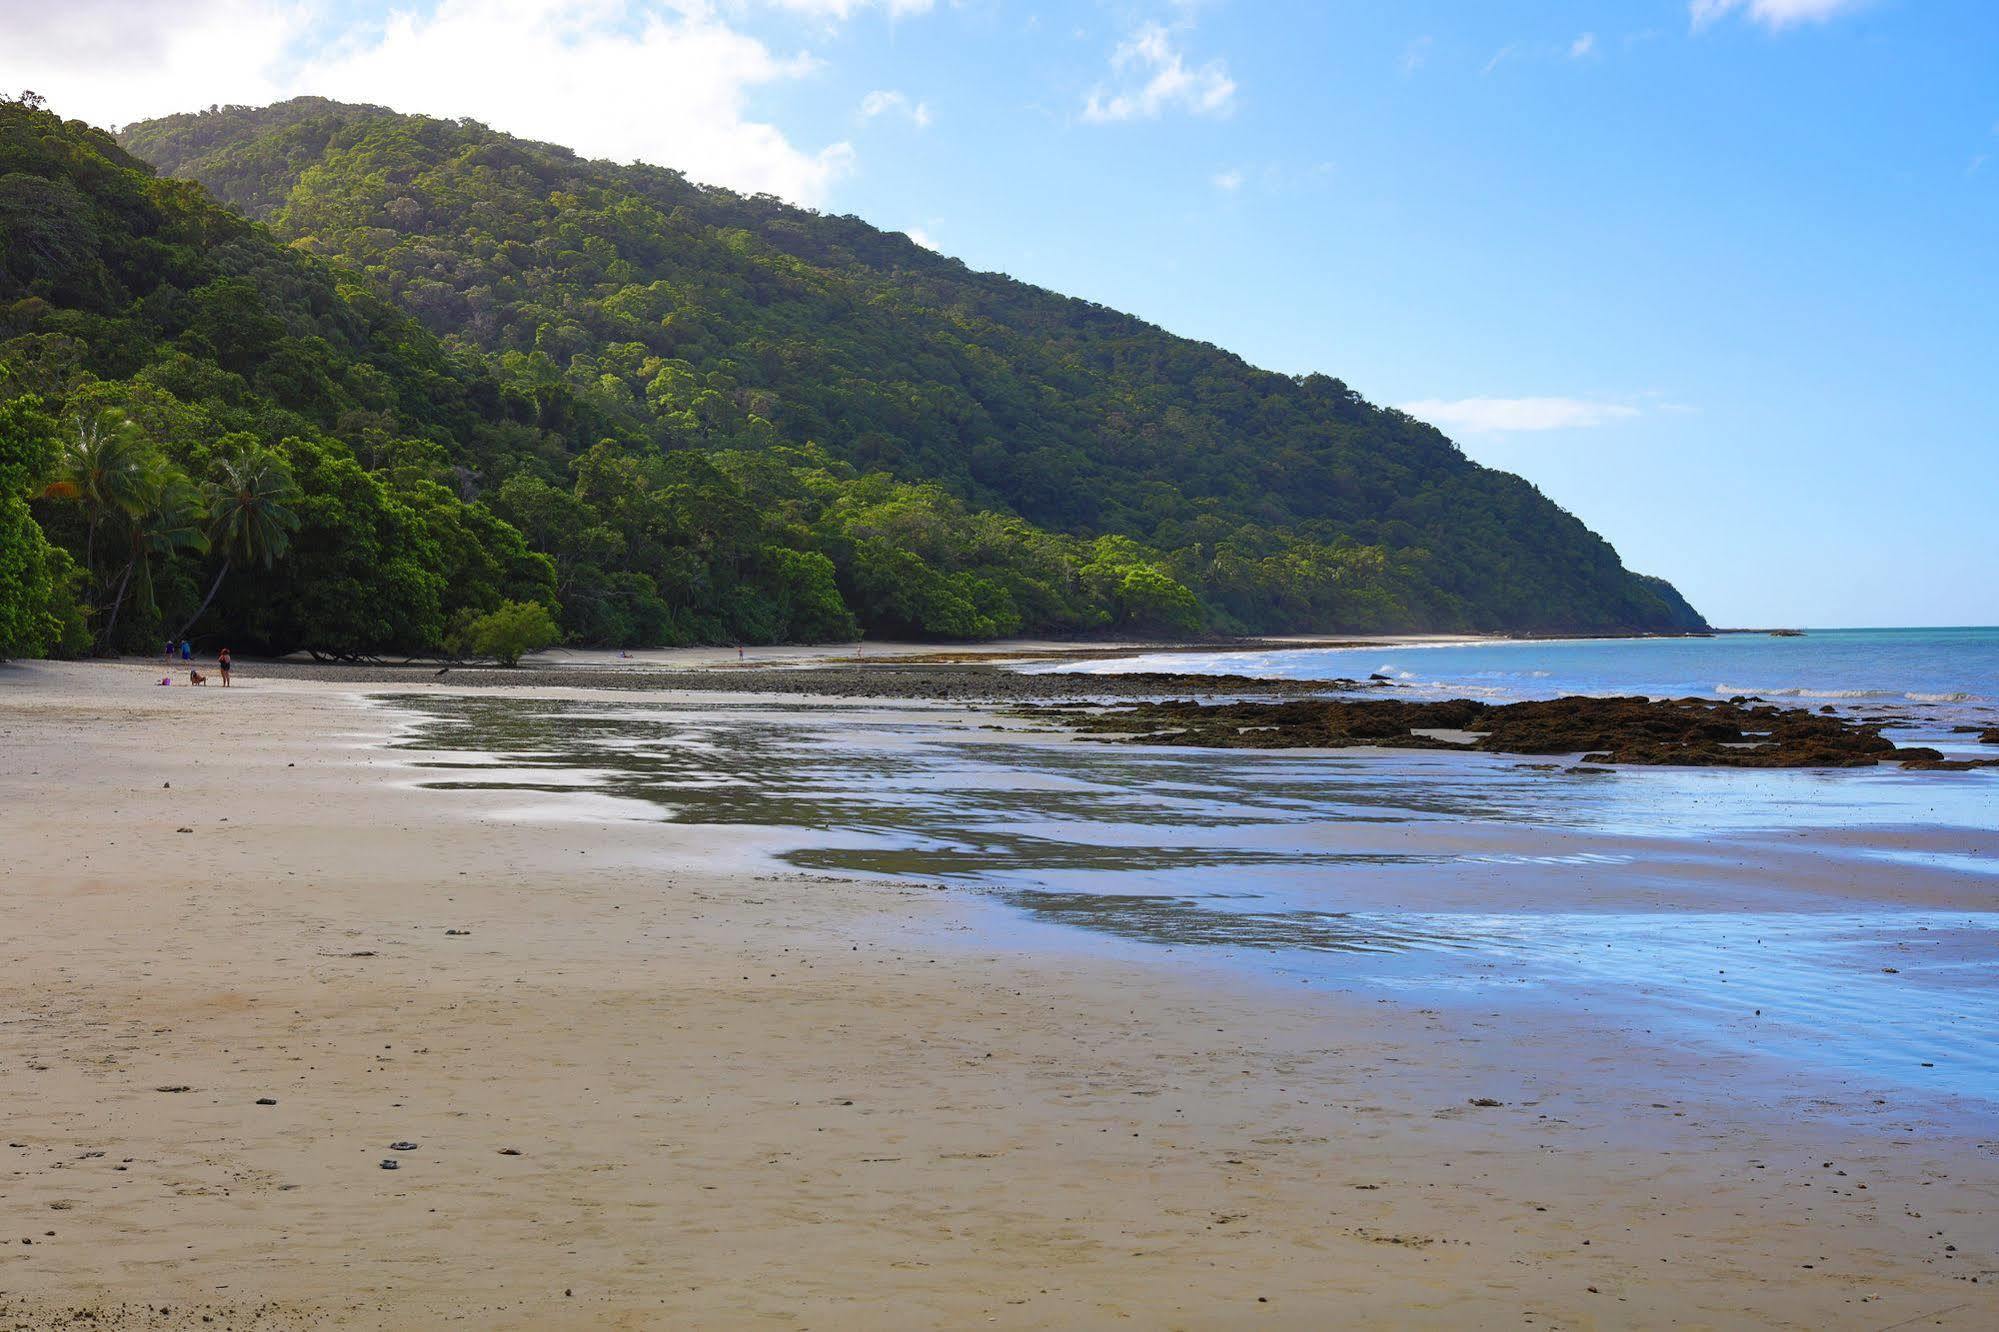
2, 659, 1995, 1329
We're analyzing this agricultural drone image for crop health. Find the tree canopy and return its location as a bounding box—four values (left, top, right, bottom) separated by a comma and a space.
120, 98, 1703, 637
0, 92, 1702, 662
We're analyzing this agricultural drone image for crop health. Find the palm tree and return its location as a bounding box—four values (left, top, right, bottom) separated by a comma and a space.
39, 411, 151, 615
101, 470, 208, 648
173, 450, 302, 642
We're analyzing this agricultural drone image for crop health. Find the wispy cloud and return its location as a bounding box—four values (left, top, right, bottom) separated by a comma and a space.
1398, 35, 1432, 75
860, 88, 931, 127
1480, 32, 1608, 75
903, 224, 939, 250
1397, 396, 1641, 433
1690, 0, 1870, 32
1211, 167, 1243, 191
1082, 21, 1236, 123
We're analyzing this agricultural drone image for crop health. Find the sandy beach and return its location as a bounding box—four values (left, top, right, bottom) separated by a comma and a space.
3, 658, 1995, 1330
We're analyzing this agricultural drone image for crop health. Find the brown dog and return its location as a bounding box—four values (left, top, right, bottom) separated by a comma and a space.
188, 668, 207, 685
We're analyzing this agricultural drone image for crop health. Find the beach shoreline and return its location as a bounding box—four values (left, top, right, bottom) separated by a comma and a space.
2, 659, 1995, 1329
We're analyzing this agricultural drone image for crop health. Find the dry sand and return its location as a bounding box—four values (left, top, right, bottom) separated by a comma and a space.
1, 659, 1994, 1329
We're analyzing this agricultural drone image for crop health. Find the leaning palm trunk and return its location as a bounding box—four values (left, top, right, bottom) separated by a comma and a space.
174, 557, 231, 644
101, 558, 137, 652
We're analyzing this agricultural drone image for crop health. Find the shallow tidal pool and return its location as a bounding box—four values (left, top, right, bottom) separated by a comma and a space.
379, 693, 1999, 1104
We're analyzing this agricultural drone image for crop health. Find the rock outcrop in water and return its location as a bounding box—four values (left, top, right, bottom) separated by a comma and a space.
1025, 695, 1999, 769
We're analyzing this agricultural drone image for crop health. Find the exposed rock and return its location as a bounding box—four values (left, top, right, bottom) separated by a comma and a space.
1022, 695, 1992, 769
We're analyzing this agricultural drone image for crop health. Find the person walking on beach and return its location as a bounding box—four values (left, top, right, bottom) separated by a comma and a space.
218, 647, 232, 687
179, 639, 191, 662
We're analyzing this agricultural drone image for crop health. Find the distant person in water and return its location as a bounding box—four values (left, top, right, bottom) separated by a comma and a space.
218, 647, 232, 687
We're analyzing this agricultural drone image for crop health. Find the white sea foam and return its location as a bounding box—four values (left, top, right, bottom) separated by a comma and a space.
1715, 684, 1985, 704
1715, 684, 1899, 700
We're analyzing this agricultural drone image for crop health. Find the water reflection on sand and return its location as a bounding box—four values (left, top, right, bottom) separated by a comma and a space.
382, 694, 1999, 1101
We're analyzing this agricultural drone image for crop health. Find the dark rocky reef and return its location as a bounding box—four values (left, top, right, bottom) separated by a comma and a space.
1024, 695, 1999, 770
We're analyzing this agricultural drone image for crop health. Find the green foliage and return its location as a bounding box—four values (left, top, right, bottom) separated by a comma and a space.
0, 90, 1704, 668
204, 441, 301, 569
118, 98, 1704, 636
0, 395, 85, 657
761, 545, 860, 643
0, 95, 569, 658
448, 598, 560, 666
1082, 540, 1205, 635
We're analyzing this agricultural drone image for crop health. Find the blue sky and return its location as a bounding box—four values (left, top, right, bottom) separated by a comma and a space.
9, 0, 1997, 627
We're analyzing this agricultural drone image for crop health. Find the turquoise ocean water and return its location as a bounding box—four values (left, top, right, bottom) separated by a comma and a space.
1032, 626, 1999, 717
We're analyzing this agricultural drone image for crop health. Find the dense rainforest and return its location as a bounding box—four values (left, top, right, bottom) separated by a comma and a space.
0, 93, 1702, 661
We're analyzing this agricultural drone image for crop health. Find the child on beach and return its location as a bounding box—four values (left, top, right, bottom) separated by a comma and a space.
218, 647, 232, 687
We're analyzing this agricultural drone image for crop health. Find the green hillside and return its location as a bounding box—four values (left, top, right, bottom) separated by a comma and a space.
120, 97, 1704, 637
0, 95, 1237, 656
1, 92, 1703, 661
0, 94, 562, 658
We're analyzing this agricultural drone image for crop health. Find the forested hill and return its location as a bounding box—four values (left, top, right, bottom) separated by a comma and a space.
1, 95, 562, 659
119, 98, 1704, 636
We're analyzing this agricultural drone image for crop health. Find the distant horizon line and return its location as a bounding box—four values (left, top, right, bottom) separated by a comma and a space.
1713, 624, 1997, 633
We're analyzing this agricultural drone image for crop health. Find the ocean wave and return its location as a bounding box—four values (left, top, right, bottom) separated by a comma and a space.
1713, 684, 1985, 704
1715, 684, 1901, 699
1400, 679, 1515, 698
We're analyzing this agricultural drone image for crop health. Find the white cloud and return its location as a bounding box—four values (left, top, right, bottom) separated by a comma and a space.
903, 224, 938, 250
0, 0, 868, 206
0, 0, 305, 128
1397, 397, 1641, 433
1082, 22, 1236, 123
859, 88, 931, 127
299, 1, 856, 203
1211, 168, 1243, 191
1482, 44, 1518, 75
1690, 0, 1869, 31
1570, 32, 1597, 58
1398, 35, 1432, 75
